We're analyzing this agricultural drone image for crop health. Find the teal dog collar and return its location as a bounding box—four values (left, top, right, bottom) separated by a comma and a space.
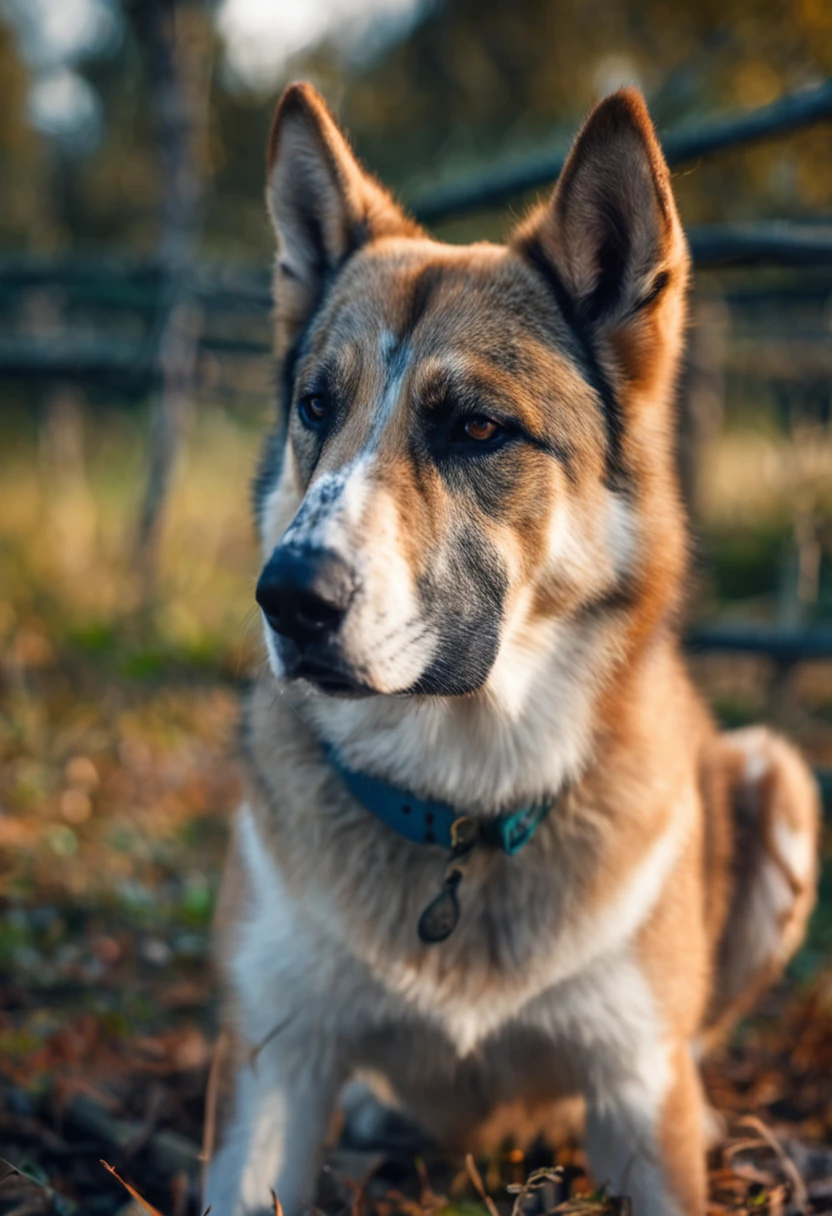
325, 745, 554, 944
326, 744, 552, 855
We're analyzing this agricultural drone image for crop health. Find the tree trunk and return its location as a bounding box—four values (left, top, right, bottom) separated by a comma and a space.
133, 0, 212, 594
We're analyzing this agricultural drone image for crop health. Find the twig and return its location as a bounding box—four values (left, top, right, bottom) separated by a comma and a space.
249, 1013, 295, 1070
0, 1159, 22, 1186
465, 1153, 500, 1216
507, 1167, 564, 1216
736, 1117, 808, 1211
201, 1026, 230, 1197
0, 1156, 79, 1214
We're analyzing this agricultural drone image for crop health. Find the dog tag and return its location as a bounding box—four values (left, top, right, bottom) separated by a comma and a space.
418, 870, 461, 944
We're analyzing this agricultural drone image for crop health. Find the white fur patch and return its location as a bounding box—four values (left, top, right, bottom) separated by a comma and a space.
368, 330, 411, 444
728, 726, 774, 786
546, 496, 588, 573
232, 805, 313, 1043
744, 747, 770, 785
742, 855, 795, 973
280, 457, 371, 555
772, 817, 813, 886
546, 489, 639, 588
339, 484, 438, 692
557, 791, 693, 977
604, 492, 640, 579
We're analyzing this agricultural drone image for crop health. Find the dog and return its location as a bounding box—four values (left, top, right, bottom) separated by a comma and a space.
204, 83, 819, 1216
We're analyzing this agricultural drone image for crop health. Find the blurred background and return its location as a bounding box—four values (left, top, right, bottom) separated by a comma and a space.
1, 1, 832, 1213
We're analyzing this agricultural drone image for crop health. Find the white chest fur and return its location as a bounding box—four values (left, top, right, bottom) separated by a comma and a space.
231, 796, 687, 1065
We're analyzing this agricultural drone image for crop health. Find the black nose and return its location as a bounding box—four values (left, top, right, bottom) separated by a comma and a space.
256, 547, 355, 649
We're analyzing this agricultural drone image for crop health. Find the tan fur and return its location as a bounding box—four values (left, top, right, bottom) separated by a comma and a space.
205, 85, 820, 1216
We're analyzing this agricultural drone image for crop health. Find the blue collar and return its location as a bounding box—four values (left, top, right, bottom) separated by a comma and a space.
325, 745, 553, 856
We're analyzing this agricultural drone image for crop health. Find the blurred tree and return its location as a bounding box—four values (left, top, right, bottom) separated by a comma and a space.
0, 23, 50, 248
129, 0, 214, 589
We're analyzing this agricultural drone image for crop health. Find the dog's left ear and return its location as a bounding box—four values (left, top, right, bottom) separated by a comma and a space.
512, 88, 688, 393
267, 82, 418, 359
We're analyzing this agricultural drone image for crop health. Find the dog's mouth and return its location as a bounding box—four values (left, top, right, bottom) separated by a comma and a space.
297, 662, 375, 698
276, 638, 376, 698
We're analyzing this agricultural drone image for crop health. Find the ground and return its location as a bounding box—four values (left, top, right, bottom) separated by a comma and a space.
0, 403, 830, 1215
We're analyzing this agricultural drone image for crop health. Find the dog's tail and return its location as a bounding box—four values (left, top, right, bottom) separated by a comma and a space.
702, 726, 820, 1051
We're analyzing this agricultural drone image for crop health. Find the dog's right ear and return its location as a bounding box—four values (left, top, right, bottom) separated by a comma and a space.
267, 82, 418, 357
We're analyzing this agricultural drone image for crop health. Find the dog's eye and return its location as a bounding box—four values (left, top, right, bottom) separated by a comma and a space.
451, 416, 506, 447
464, 418, 500, 442
298, 394, 327, 427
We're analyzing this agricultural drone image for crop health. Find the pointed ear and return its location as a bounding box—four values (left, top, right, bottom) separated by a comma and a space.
267, 82, 418, 358
512, 88, 688, 392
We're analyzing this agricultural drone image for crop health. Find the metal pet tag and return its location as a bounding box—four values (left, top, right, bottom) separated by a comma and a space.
418, 870, 462, 944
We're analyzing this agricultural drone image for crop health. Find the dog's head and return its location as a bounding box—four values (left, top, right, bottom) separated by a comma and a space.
254, 83, 689, 702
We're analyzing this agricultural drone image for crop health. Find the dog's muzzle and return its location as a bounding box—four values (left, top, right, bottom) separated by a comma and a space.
256, 546, 363, 692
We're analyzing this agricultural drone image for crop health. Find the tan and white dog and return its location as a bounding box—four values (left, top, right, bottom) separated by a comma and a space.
205, 84, 819, 1216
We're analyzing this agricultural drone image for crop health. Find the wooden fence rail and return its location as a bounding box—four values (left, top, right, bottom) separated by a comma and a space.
1, 222, 831, 385
688, 625, 832, 661
2, 225, 832, 302
410, 77, 832, 222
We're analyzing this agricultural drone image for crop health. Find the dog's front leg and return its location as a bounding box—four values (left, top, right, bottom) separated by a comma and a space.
584, 1039, 706, 1216
205, 1034, 342, 1216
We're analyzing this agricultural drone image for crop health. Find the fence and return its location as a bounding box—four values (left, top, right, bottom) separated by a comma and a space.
1, 80, 832, 797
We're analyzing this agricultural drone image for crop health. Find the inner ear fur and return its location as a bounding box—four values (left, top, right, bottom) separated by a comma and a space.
512, 88, 689, 385
266, 82, 420, 359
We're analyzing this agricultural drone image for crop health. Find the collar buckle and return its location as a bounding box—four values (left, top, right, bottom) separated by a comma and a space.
450, 815, 479, 853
